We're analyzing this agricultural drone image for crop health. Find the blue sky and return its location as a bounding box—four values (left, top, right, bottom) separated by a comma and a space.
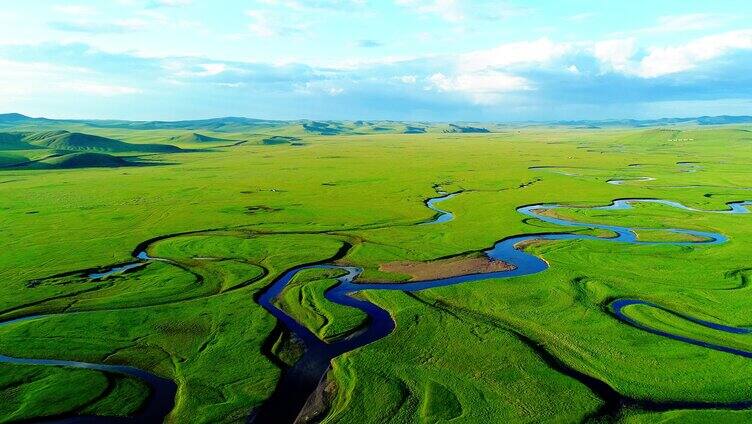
2, 0, 752, 121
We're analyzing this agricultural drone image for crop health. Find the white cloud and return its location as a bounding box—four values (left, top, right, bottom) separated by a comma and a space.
256, 0, 365, 12
656, 13, 723, 32
215, 82, 245, 88
245, 9, 306, 38
246, 10, 275, 37
591, 30, 752, 78
4, 3, 752, 117
398, 75, 417, 84
395, 0, 463, 23
638, 30, 752, 77
59, 82, 141, 96
416, 28, 752, 105
197, 63, 227, 76
328, 87, 344, 95
161, 61, 232, 78
152, 0, 192, 6
423, 37, 564, 105
631, 13, 728, 35
592, 38, 636, 73
294, 80, 346, 96
114, 18, 150, 31
427, 71, 531, 104
0, 59, 138, 98
53, 5, 97, 15
395, 0, 531, 23
484, 2, 534, 20
459, 38, 570, 72
0, 59, 90, 92
568, 13, 595, 22
324, 54, 426, 71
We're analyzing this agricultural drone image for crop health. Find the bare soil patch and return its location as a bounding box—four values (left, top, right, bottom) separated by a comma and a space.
380, 255, 514, 281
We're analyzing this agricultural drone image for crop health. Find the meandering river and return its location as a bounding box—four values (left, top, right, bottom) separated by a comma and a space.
0, 315, 176, 423
250, 198, 752, 423
2, 197, 751, 423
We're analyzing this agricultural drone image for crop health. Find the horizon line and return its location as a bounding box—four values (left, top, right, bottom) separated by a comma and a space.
4, 112, 752, 125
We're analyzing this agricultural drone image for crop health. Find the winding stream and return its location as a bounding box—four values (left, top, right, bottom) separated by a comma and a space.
250, 198, 752, 423
612, 299, 752, 358
422, 192, 460, 224
3, 197, 752, 423
0, 314, 176, 423
607, 176, 657, 185
88, 251, 151, 279
0, 249, 175, 423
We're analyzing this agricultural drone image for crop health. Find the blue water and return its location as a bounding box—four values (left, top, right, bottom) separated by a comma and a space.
607, 176, 656, 185
422, 192, 459, 224
89, 251, 152, 279
0, 315, 176, 423
5, 197, 752, 423
612, 299, 752, 358
252, 198, 752, 422
677, 162, 702, 173
0, 250, 175, 423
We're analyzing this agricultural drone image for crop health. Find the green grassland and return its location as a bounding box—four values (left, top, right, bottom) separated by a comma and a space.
274, 268, 367, 341
1, 118, 752, 422
0, 364, 148, 422
620, 303, 752, 352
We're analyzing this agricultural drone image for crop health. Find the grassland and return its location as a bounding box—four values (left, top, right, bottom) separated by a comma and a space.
274, 268, 366, 341
1, 117, 752, 422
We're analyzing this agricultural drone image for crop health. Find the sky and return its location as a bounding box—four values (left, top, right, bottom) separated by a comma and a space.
2, 0, 752, 121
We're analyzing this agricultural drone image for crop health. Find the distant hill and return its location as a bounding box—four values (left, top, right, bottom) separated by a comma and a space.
18, 131, 181, 153
301, 121, 346, 135
443, 124, 490, 133
0, 129, 185, 169
0, 132, 34, 150
696, 116, 752, 125
0, 114, 285, 132
2, 113, 752, 134
261, 136, 304, 146
0, 152, 28, 167
0, 113, 32, 122
167, 133, 234, 144
0, 151, 136, 170
35, 152, 130, 169
404, 126, 427, 134
551, 115, 752, 128
0, 113, 52, 128
85, 117, 283, 132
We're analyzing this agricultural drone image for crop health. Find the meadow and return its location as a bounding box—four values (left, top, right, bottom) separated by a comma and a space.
1, 116, 752, 423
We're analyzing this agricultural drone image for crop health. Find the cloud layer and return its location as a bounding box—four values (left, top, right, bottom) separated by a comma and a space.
2, 1, 752, 120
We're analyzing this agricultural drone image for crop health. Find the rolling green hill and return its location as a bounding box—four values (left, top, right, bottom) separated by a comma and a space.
166, 133, 235, 144
86, 116, 284, 132
261, 136, 304, 146
32, 152, 131, 169
0, 133, 35, 150
301, 121, 347, 135
4, 113, 752, 136
19, 131, 181, 153
442, 123, 490, 133
0, 152, 29, 167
